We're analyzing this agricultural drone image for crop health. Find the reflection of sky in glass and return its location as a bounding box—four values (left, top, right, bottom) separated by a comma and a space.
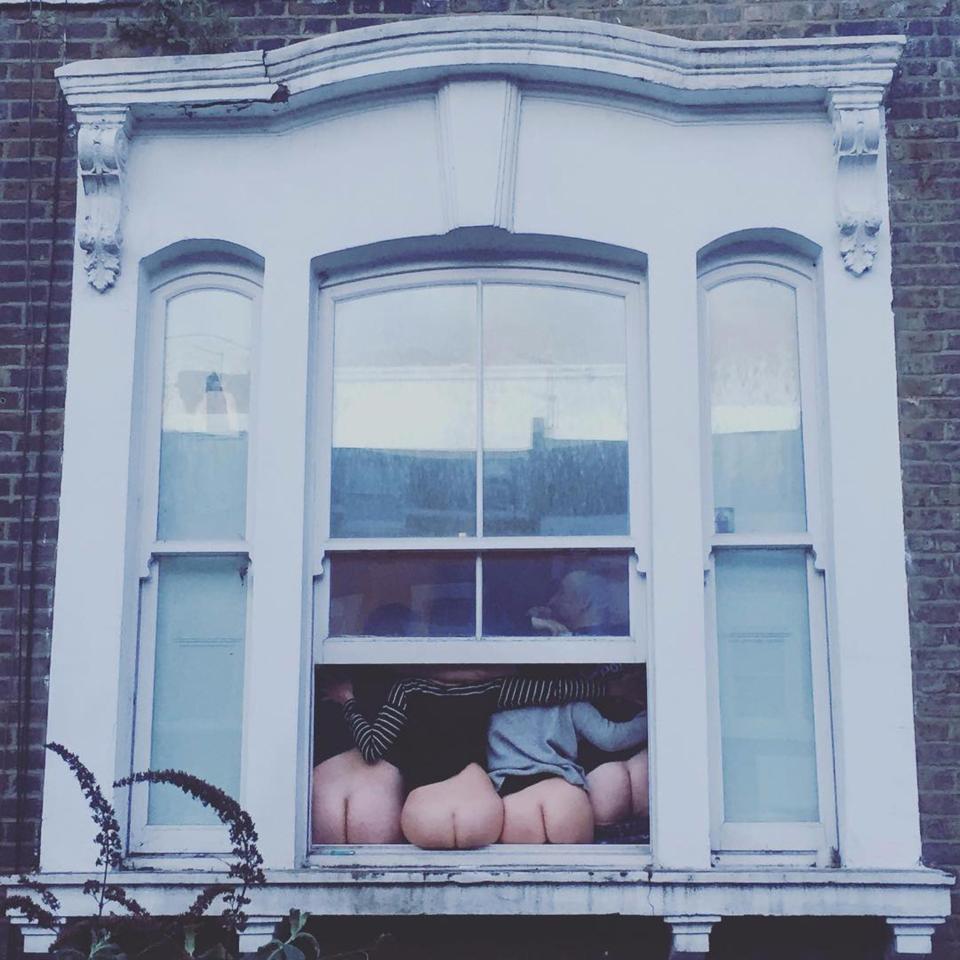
709, 280, 800, 436
330, 281, 631, 538
162, 288, 251, 436
333, 285, 477, 452
483, 285, 628, 451
709, 279, 806, 534
158, 288, 252, 540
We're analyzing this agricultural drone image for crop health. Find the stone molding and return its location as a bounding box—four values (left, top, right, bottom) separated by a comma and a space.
829, 87, 886, 276
56, 17, 905, 291
4, 869, 953, 952
76, 108, 130, 292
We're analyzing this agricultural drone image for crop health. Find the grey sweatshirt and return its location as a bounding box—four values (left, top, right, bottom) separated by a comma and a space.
486, 702, 647, 792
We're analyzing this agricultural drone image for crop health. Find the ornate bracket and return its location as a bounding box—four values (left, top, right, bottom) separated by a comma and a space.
828, 88, 884, 276
76, 109, 131, 292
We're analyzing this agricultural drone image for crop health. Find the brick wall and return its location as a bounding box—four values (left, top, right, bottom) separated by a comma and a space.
1, 0, 957, 956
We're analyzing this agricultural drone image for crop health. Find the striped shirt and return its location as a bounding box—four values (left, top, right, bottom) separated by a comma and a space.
343, 675, 608, 765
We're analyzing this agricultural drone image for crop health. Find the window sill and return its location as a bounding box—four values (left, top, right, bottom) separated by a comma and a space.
7, 863, 951, 954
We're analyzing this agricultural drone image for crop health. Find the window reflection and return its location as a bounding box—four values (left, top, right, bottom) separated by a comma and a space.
483, 285, 629, 536
709, 279, 806, 534
329, 553, 476, 637
158, 288, 252, 540
483, 551, 630, 637
331, 286, 477, 538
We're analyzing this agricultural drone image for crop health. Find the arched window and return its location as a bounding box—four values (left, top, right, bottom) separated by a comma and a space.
699, 248, 835, 864
130, 258, 261, 852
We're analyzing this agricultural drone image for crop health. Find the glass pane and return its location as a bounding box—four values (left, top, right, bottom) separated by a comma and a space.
483, 285, 629, 536
715, 549, 818, 823
331, 286, 477, 538
149, 556, 247, 825
708, 279, 806, 534
158, 288, 252, 540
312, 663, 649, 845
329, 553, 475, 636
483, 551, 629, 637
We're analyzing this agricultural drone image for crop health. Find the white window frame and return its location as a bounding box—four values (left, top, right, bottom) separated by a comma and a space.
311, 261, 650, 667
127, 263, 262, 855
699, 252, 837, 865
307, 259, 652, 862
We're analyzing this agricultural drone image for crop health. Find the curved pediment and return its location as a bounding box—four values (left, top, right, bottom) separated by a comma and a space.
56, 15, 904, 291
57, 15, 903, 121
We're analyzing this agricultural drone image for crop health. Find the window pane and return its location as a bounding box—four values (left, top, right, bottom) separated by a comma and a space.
715, 549, 818, 823
158, 288, 252, 540
483, 285, 629, 536
483, 551, 629, 637
329, 553, 476, 637
148, 556, 247, 825
331, 286, 477, 537
708, 279, 806, 534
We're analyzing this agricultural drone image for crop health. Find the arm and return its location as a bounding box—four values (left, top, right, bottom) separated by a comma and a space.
497, 675, 608, 710
342, 681, 411, 763
572, 702, 647, 752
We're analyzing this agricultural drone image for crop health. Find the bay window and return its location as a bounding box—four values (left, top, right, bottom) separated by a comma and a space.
22, 15, 948, 957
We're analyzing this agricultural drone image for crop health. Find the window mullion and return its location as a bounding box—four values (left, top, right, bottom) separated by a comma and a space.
476, 280, 485, 538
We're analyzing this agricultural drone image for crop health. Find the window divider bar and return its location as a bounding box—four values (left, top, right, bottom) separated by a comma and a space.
475, 280, 485, 539
320, 535, 637, 552
149, 541, 250, 557
709, 533, 815, 550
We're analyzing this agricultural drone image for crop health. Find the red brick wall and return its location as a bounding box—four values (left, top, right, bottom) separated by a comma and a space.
1, 1, 957, 955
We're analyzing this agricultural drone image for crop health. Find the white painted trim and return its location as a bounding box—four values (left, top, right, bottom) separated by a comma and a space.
4, 868, 952, 952
55, 17, 904, 117
699, 253, 837, 863
127, 262, 263, 855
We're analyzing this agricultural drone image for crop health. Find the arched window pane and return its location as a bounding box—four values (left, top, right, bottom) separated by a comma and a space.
157, 288, 252, 540
331, 285, 477, 538
708, 279, 806, 534
483, 285, 629, 536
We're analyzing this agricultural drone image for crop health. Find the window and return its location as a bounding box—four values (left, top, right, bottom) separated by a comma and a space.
129, 261, 261, 853
313, 266, 647, 662
699, 252, 836, 865
310, 263, 650, 848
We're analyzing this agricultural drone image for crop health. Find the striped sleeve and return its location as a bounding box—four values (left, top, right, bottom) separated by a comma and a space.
497, 675, 607, 710
342, 682, 410, 763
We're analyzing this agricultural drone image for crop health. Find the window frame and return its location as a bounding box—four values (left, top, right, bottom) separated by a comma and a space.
698, 252, 838, 865
127, 264, 263, 856
310, 261, 651, 668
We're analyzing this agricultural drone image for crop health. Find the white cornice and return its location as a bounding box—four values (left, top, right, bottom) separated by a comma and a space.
55, 17, 906, 289
56, 15, 904, 118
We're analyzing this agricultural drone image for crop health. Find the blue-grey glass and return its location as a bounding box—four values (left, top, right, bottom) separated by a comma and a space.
483, 551, 629, 637
148, 556, 247, 825
482, 285, 629, 536
329, 553, 475, 637
158, 288, 252, 540
709, 279, 806, 534
331, 286, 477, 538
715, 549, 819, 823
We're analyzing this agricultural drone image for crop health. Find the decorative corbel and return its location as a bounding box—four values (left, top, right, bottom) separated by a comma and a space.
828, 89, 885, 276
76, 109, 131, 292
